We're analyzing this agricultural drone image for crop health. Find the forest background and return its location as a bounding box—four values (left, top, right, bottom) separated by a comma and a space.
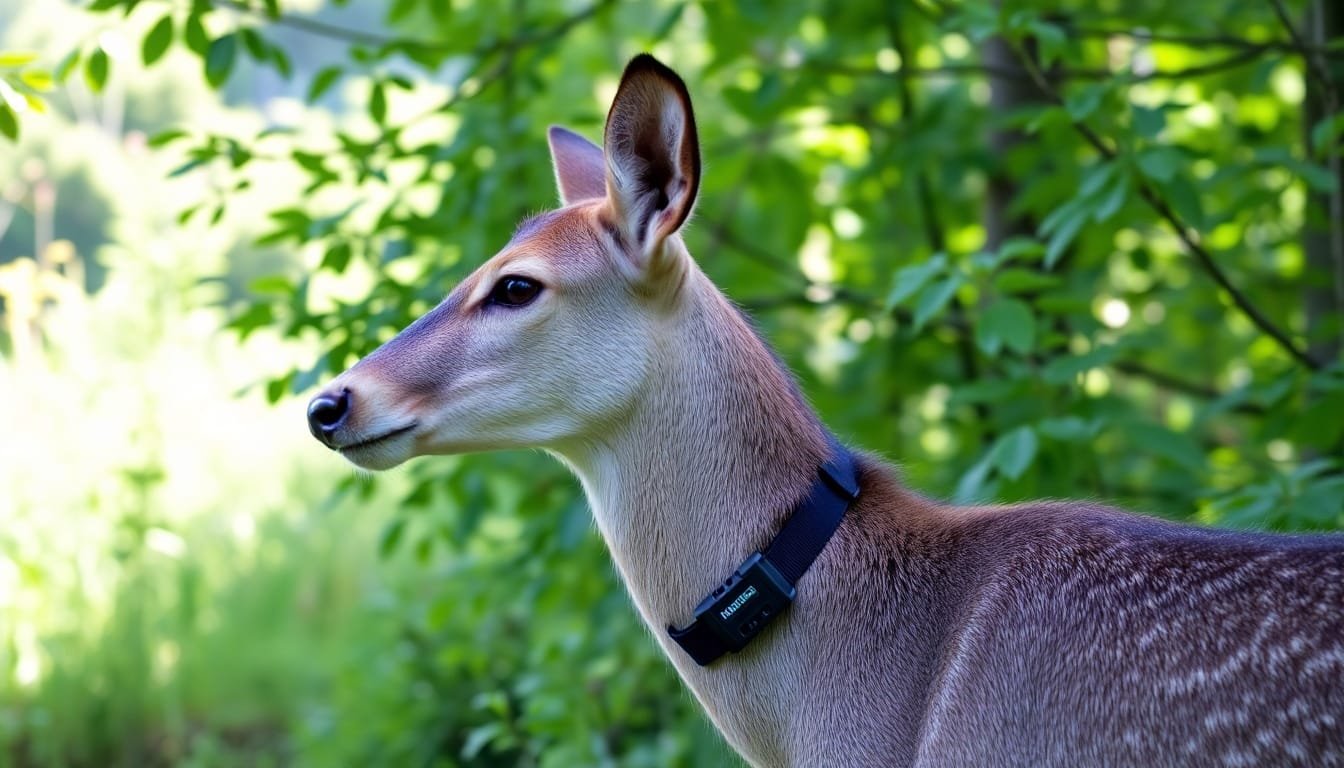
2, 0, 1342, 765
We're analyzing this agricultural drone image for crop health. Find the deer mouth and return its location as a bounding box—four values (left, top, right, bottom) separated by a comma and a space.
337, 423, 418, 455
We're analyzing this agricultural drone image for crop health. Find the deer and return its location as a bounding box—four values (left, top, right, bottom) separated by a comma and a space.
306, 54, 1344, 767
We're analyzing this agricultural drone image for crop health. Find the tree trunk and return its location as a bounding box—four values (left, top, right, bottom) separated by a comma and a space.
1303, 0, 1344, 366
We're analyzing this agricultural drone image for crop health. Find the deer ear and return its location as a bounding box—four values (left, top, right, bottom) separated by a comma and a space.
603, 54, 701, 263
548, 126, 606, 205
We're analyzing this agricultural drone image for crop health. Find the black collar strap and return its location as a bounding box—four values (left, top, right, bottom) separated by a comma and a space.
667, 435, 860, 666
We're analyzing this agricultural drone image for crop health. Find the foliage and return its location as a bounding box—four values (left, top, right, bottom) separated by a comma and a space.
0, 50, 53, 142
4, 0, 1344, 765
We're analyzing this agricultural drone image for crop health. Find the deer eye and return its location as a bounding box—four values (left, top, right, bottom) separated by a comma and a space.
487, 275, 543, 307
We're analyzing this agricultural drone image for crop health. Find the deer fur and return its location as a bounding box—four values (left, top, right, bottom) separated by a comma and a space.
308, 54, 1344, 767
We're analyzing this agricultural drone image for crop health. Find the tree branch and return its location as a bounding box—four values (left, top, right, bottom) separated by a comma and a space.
1005, 40, 1324, 371
738, 287, 876, 314
212, 0, 433, 49
211, 0, 613, 55
1067, 23, 1344, 56
1112, 360, 1267, 415
699, 215, 804, 279
812, 46, 1270, 84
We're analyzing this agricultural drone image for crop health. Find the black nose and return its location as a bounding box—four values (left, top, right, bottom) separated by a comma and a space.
307, 388, 351, 445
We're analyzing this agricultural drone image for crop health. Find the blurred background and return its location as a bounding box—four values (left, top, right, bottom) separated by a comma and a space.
1, 0, 1341, 765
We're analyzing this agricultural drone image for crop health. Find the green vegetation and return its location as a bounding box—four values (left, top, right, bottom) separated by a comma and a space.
2, 0, 1342, 765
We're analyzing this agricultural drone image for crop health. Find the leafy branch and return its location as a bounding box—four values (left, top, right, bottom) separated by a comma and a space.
887, 6, 993, 441
1005, 35, 1324, 372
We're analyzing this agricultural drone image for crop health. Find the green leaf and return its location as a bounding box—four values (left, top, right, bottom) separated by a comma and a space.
1043, 206, 1087, 269
53, 50, 80, 83
990, 426, 1038, 480
84, 48, 109, 93
948, 378, 1028, 407
291, 353, 328, 395
953, 455, 995, 504
292, 150, 327, 172
0, 52, 37, 68
147, 128, 187, 147
1039, 199, 1081, 236
884, 253, 946, 311
1027, 19, 1066, 66
205, 34, 237, 88
1078, 162, 1116, 198
1042, 344, 1119, 383
227, 302, 273, 339
1037, 416, 1098, 441
19, 70, 53, 91
369, 81, 387, 124
264, 372, 290, 403
994, 268, 1059, 295
1124, 422, 1204, 473
1165, 174, 1206, 229
1136, 145, 1184, 182
912, 274, 964, 331
239, 28, 266, 60
461, 722, 506, 759
307, 66, 342, 102
977, 298, 1036, 355
378, 518, 407, 558
1093, 174, 1130, 221
995, 236, 1045, 264
1065, 84, 1105, 122
1292, 160, 1339, 193
321, 242, 352, 272
168, 157, 206, 177
248, 275, 293, 295
142, 14, 174, 65
185, 14, 209, 55
1310, 113, 1344, 157
268, 44, 291, 79
1131, 105, 1165, 138
1288, 393, 1344, 449
0, 104, 17, 141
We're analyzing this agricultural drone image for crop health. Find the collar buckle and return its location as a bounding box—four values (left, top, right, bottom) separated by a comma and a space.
691, 553, 797, 653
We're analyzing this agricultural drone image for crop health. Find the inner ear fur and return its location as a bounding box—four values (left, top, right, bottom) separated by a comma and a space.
602, 54, 701, 255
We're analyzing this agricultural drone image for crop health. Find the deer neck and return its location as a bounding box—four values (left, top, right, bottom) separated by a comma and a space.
555, 269, 830, 632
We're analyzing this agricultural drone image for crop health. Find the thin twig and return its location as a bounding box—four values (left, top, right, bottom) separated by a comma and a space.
813, 46, 1270, 84
1112, 360, 1267, 415
700, 215, 803, 279
1068, 24, 1343, 56
1005, 39, 1323, 371
211, 0, 443, 49
739, 287, 877, 314
211, 0, 612, 55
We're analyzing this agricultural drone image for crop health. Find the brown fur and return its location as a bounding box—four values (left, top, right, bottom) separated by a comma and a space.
309, 55, 1344, 766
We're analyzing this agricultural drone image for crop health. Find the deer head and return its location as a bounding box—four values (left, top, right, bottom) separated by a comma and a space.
306, 55, 702, 471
